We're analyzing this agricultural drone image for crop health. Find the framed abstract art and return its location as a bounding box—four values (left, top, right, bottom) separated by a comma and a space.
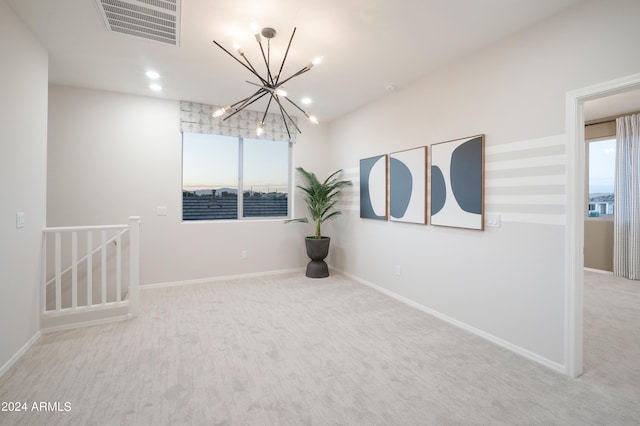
389, 147, 427, 224
430, 135, 484, 230
360, 154, 388, 220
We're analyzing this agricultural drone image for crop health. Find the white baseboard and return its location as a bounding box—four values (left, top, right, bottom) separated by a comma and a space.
41, 313, 131, 334
0, 331, 42, 379
142, 268, 305, 290
335, 268, 566, 375
584, 267, 613, 275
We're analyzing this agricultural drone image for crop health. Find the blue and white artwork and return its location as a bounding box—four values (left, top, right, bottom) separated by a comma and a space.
389, 147, 427, 224
431, 135, 484, 230
360, 155, 388, 220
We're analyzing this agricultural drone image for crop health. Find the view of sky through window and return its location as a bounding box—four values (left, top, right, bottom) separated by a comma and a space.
588, 138, 615, 195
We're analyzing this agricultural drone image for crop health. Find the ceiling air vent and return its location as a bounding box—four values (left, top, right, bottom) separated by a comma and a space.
95, 0, 181, 46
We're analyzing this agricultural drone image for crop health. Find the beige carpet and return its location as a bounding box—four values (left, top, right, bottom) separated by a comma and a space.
1, 271, 639, 425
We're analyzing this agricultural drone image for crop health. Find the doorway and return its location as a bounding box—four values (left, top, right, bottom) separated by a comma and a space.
565, 73, 640, 378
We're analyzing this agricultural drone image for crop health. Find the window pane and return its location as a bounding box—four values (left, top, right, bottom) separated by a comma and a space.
183, 133, 238, 220
242, 138, 289, 218
588, 138, 615, 218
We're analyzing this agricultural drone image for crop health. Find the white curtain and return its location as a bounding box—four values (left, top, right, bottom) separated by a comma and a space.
614, 113, 640, 279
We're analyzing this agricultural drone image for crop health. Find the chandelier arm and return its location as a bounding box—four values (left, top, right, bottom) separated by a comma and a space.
275, 67, 310, 88
274, 99, 292, 140
283, 96, 309, 116
239, 53, 268, 86
261, 95, 274, 124
273, 96, 302, 134
245, 80, 265, 89
222, 90, 269, 121
257, 39, 275, 85
274, 27, 296, 86
272, 96, 291, 140
227, 88, 265, 110
213, 41, 268, 86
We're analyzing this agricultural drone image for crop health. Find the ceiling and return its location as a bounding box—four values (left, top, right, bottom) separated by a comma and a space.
584, 89, 640, 122
9, 0, 589, 123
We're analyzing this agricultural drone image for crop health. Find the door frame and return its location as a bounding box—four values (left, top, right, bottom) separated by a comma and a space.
565, 73, 640, 377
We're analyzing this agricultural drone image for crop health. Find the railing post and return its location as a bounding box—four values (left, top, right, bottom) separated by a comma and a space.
41, 232, 47, 315
128, 216, 141, 315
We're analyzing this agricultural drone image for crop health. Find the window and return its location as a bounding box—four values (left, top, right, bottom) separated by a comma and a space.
586, 138, 615, 219
182, 133, 290, 221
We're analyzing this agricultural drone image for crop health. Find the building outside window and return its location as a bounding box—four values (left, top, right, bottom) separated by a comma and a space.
587, 138, 615, 219
182, 133, 291, 221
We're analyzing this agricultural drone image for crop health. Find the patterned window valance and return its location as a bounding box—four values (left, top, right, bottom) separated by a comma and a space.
180, 101, 297, 143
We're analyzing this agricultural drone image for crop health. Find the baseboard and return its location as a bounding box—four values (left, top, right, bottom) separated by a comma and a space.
41, 312, 131, 334
335, 268, 566, 375
584, 267, 613, 275
142, 267, 305, 290
0, 331, 42, 379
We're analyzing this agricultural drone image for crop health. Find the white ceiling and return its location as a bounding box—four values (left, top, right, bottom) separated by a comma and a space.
584, 89, 640, 121
9, 0, 589, 123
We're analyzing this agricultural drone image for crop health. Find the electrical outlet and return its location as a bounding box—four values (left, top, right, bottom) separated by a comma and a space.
241, 250, 248, 259
395, 265, 401, 276
16, 212, 25, 228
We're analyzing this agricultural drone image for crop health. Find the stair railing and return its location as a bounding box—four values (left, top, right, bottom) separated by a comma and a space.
41, 216, 140, 326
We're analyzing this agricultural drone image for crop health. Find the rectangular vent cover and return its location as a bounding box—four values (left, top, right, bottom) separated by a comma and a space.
95, 0, 181, 46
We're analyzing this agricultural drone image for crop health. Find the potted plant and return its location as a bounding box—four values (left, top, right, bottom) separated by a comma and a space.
286, 167, 352, 278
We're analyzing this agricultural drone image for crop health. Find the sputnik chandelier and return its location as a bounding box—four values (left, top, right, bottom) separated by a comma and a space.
212, 26, 321, 139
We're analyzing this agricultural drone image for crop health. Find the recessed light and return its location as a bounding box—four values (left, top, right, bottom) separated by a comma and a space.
149, 84, 162, 91
146, 71, 160, 79
301, 97, 312, 105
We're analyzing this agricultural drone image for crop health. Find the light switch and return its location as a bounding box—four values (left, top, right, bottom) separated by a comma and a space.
486, 213, 501, 228
16, 212, 25, 228
156, 206, 167, 216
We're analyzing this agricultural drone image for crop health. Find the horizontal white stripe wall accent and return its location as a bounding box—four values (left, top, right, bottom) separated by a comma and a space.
486, 134, 566, 153
488, 195, 566, 205
485, 154, 566, 171
485, 175, 566, 187
485, 134, 566, 225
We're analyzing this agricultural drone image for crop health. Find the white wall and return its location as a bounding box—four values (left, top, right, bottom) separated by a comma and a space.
0, 0, 48, 372
326, 0, 640, 368
47, 85, 329, 285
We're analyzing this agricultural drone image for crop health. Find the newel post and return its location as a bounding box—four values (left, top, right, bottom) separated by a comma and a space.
128, 216, 141, 315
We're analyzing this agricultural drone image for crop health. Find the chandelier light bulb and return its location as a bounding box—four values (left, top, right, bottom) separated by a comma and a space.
307, 115, 319, 124
213, 106, 229, 117
275, 88, 287, 97
146, 70, 160, 79
256, 122, 265, 136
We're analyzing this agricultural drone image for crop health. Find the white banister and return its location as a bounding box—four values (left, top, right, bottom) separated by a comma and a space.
71, 231, 78, 309
44, 230, 125, 288
128, 216, 141, 316
87, 231, 92, 306
101, 230, 107, 305
55, 232, 61, 311
41, 216, 142, 330
116, 231, 122, 303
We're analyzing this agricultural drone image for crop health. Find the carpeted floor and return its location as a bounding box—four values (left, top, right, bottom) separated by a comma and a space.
0, 271, 638, 425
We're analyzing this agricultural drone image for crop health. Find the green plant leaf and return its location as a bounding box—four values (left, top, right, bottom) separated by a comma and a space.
284, 167, 352, 238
